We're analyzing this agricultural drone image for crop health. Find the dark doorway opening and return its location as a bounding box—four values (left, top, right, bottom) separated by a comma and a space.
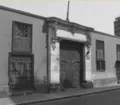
60, 39, 84, 89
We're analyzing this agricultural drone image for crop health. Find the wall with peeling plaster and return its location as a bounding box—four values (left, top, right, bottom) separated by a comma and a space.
49, 24, 92, 84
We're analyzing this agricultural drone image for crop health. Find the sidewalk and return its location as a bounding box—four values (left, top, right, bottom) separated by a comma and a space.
1, 85, 120, 105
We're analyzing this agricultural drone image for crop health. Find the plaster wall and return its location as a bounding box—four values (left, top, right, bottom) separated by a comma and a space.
0, 9, 47, 90
91, 32, 120, 87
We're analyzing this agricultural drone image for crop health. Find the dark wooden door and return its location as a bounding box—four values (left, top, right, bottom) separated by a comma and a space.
60, 40, 82, 89
9, 53, 34, 92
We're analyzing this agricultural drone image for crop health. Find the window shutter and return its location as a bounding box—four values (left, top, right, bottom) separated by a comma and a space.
118, 52, 120, 60
13, 38, 22, 51
96, 40, 105, 71
12, 21, 32, 53
21, 38, 30, 52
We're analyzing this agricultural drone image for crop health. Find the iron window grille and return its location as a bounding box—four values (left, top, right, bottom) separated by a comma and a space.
116, 44, 120, 68
96, 40, 105, 71
8, 52, 34, 92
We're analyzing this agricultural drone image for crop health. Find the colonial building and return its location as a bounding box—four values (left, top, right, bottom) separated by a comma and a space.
48, 17, 120, 89
0, 5, 119, 96
47, 17, 93, 90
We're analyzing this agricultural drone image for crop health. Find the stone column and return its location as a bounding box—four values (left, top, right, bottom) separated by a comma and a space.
48, 22, 61, 91
85, 43, 92, 81
84, 31, 92, 82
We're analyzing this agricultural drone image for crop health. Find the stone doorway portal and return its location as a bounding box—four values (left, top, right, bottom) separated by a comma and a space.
60, 39, 84, 89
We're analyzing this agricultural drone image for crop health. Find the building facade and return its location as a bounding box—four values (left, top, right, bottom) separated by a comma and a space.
47, 17, 93, 90
91, 31, 120, 87
0, 6, 119, 96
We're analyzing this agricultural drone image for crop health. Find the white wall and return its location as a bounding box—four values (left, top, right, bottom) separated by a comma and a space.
91, 31, 120, 85
0, 9, 47, 89
50, 42, 60, 83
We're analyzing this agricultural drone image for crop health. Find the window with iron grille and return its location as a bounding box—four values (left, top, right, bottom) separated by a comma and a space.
117, 44, 120, 60
115, 44, 120, 68
12, 21, 32, 53
96, 40, 105, 71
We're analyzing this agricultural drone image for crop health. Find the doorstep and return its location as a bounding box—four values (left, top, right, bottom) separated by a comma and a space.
1, 86, 120, 105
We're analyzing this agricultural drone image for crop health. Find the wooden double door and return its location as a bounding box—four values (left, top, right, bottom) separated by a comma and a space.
60, 40, 84, 89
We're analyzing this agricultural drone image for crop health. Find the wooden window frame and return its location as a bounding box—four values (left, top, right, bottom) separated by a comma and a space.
12, 21, 32, 53
96, 40, 105, 72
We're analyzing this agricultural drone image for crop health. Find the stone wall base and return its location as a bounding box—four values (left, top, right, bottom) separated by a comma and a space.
81, 81, 93, 88
49, 83, 61, 92
0, 83, 49, 97
0, 85, 9, 98
35, 83, 49, 93
93, 77, 117, 88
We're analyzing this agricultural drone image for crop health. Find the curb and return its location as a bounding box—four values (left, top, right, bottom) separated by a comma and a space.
15, 87, 120, 105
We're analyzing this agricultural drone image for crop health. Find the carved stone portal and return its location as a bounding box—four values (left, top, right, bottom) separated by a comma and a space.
49, 22, 92, 89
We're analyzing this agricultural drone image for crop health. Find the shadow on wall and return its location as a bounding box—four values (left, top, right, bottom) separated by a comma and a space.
34, 56, 48, 93
34, 20, 48, 86
42, 21, 48, 34
34, 54, 47, 83
34, 75, 49, 93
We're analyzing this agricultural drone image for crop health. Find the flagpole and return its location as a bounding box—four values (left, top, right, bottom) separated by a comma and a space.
66, 1, 70, 21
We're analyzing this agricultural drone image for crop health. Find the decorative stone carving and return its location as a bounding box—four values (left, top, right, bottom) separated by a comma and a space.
71, 25, 75, 35
49, 22, 63, 50
86, 30, 92, 45
51, 36, 62, 50
85, 31, 92, 59
48, 22, 58, 50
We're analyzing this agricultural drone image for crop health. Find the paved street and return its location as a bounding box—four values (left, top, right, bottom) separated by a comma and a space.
27, 88, 120, 105
1, 86, 120, 105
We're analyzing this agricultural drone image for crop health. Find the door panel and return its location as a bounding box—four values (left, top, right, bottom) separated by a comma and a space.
71, 50, 80, 88
60, 61, 72, 88
60, 40, 82, 89
72, 63, 80, 88
9, 53, 34, 92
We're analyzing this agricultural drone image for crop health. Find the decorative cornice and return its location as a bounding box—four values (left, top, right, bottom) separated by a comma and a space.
85, 30, 92, 45
47, 17, 94, 32
48, 21, 58, 32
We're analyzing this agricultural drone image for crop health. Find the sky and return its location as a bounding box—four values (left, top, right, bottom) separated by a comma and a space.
0, 1, 120, 35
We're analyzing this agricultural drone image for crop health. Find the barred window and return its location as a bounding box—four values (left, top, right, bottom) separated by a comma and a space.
96, 40, 105, 71
12, 21, 32, 53
117, 44, 120, 60
115, 44, 120, 68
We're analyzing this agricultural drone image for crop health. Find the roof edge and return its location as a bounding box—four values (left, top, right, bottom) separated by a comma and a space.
92, 30, 120, 39
0, 5, 46, 20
